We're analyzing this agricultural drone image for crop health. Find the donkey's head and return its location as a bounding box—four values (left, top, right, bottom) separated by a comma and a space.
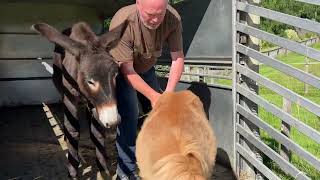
32, 21, 127, 128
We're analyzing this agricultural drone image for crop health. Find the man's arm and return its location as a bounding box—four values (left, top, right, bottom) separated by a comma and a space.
165, 50, 184, 92
120, 62, 161, 107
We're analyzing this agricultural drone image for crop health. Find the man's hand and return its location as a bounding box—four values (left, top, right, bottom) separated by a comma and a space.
120, 62, 161, 107
150, 92, 161, 107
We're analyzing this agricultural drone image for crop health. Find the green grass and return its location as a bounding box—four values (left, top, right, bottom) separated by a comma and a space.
211, 43, 320, 179
202, 43, 320, 178
258, 43, 320, 179
214, 79, 231, 87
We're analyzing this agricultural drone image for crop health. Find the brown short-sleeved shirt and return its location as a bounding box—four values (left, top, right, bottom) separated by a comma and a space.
109, 4, 183, 73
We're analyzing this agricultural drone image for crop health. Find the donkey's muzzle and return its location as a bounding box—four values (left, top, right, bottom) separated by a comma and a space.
96, 104, 121, 128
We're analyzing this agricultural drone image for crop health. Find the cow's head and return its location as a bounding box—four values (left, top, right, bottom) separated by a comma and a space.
32, 21, 128, 128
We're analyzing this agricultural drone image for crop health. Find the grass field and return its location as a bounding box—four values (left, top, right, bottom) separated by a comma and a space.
214, 43, 320, 179
258, 43, 320, 179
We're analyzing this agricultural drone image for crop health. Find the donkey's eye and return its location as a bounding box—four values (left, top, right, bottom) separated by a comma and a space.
87, 79, 99, 91
87, 79, 95, 86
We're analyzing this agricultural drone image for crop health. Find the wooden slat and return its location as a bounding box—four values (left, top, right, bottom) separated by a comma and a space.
237, 124, 310, 179
236, 84, 320, 144
0, 2, 107, 107
0, 34, 54, 58
0, 59, 53, 79
236, 143, 282, 180
237, 104, 320, 171
0, 80, 60, 107
0, 3, 102, 33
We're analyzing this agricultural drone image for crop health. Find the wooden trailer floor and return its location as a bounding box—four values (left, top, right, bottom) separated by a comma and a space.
0, 104, 237, 180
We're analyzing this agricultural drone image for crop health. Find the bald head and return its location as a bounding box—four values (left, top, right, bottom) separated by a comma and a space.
138, 0, 167, 7
137, 0, 168, 29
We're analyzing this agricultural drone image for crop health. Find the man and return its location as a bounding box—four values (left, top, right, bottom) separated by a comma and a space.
109, 0, 185, 179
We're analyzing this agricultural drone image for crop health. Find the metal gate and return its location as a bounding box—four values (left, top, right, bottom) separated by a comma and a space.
232, 0, 320, 179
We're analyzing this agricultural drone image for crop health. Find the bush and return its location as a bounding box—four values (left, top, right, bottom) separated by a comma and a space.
284, 29, 301, 41
261, 0, 320, 38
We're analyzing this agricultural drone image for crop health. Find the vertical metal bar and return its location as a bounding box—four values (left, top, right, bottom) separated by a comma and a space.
233, 0, 241, 177
238, 0, 263, 179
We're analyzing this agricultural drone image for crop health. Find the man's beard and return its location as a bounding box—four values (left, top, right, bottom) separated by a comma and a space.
140, 16, 160, 30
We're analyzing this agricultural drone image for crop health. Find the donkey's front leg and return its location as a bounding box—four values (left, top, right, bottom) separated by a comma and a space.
63, 96, 81, 179
90, 115, 110, 177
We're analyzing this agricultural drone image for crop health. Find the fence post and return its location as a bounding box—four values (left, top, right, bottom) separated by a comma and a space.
184, 65, 191, 82
304, 57, 309, 94
280, 98, 292, 161
203, 66, 210, 84
238, 0, 262, 179
190, 66, 199, 82
199, 67, 204, 82
208, 67, 215, 84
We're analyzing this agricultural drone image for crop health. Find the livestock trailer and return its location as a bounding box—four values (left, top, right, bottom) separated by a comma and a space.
1, 0, 319, 179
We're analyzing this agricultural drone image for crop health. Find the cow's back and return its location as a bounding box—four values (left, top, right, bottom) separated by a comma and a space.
136, 90, 217, 180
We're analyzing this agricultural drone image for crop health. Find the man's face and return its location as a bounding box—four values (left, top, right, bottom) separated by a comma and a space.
137, 0, 167, 30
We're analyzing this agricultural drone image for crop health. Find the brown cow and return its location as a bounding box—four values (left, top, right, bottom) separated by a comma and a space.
136, 90, 217, 180
32, 21, 127, 178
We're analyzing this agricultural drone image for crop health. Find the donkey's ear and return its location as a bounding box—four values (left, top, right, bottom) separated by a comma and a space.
31, 23, 84, 57
71, 22, 98, 45
99, 20, 128, 50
